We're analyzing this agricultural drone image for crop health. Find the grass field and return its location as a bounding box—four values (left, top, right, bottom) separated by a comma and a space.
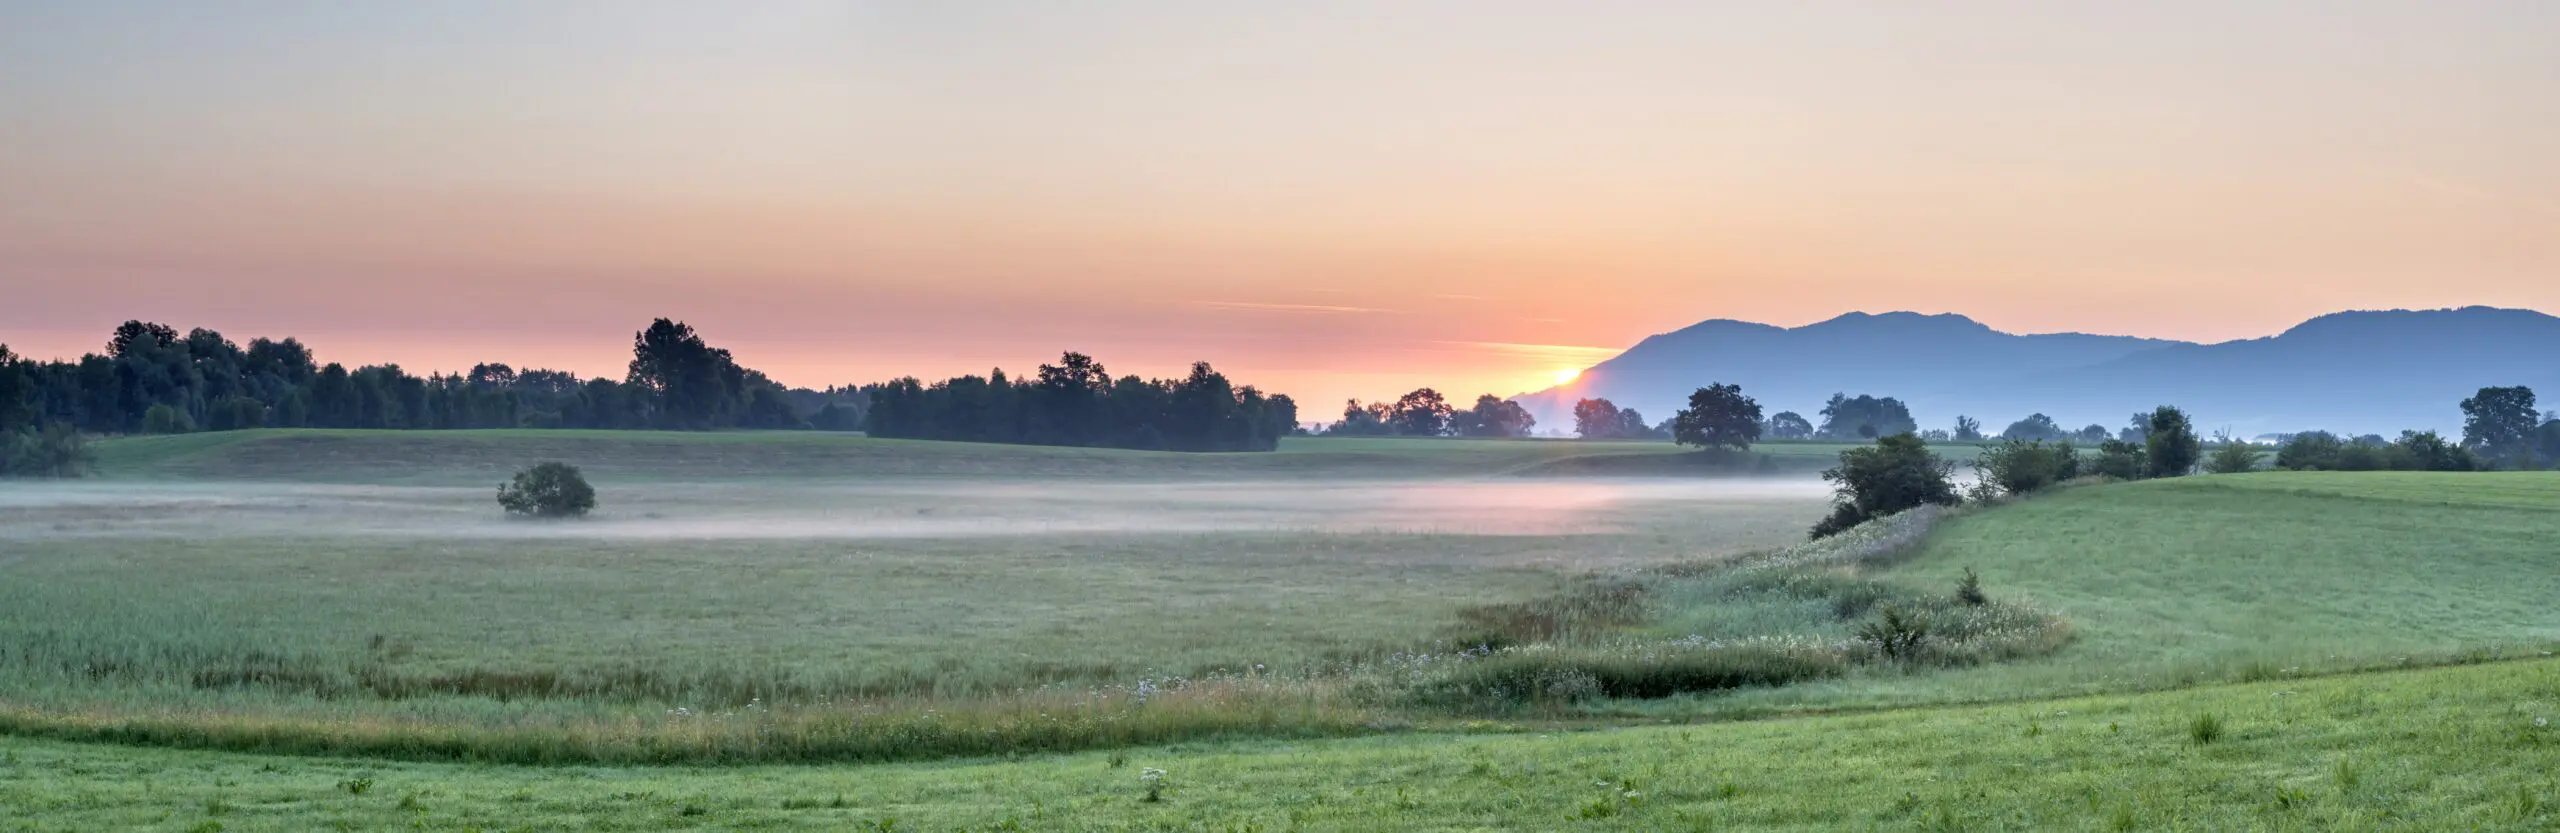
1, 658, 2552, 830
3, 429, 2556, 828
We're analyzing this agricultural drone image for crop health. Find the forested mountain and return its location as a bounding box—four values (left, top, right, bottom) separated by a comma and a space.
1516, 307, 2560, 437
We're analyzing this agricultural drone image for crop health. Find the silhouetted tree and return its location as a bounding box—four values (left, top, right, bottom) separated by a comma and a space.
1453, 394, 1536, 438
1573, 398, 1624, 439
1951, 415, 1983, 442
1818, 393, 1918, 440
2142, 406, 2202, 478
1386, 388, 1453, 437
1671, 383, 1763, 452
2460, 386, 2539, 469
1767, 411, 1815, 440
2000, 413, 2066, 442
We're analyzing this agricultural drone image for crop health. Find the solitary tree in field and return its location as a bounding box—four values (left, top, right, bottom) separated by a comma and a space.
2460, 386, 2538, 469
1671, 383, 1763, 452
1951, 415, 1983, 442
498, 461, 597, 518
2142, 406, 2202, 478
1573, 398, 1623, 439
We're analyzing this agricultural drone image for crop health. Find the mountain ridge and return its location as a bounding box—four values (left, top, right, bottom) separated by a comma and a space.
1515, 306, 2559, 437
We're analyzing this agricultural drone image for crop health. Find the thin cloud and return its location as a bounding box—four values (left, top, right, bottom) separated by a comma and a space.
2389, 169, 2560, 217
1192, 300, 1389, 314
1429, 340, 1624, 364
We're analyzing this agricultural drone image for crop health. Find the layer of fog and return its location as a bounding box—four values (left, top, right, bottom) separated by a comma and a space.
0, 477, 1832, 542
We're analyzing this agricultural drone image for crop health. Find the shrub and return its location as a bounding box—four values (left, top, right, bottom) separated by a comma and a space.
141, 403, 195, 435
1855, 604, 1930, 661
0, 423, 94, 478
1811, 434, 1960, 539
2274, 431, 2343, 470
496, 462, 597, 518
2089, 439, 2146, 480
2202, 436, 2264, 474
1974, 439, 2079, 497
1955, 567, 1987, 606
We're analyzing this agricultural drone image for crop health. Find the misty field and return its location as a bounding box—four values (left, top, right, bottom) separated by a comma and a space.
1, 430, 1847, 761
2, 430, 2557, 829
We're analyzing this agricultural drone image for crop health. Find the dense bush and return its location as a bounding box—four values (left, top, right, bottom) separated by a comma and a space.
1973, 439, 2079, 497
497, 462, 598, 518
2089, 439, 2146, 480
0, 423, 93, 478
2142, 406, 2202, 478
2274, 430, 2476, 472
2201, 436, 2265, 474
140, 403, 194, 435
1811, 433, 1960, 539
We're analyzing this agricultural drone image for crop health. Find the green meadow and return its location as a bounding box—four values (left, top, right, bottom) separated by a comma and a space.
0, 430, 2554, 829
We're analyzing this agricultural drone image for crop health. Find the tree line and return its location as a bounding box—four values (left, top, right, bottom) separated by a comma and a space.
0, 319, 1308, 474
1321, 389, 1537, 438
863, 354, 1299, 452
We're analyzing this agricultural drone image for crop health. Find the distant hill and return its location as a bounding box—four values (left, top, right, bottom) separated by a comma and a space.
1515, 307, 2560, 437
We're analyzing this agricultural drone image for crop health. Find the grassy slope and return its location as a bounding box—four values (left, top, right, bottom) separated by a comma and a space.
1889, 473, 2560, 684
2, 659, 2553, 831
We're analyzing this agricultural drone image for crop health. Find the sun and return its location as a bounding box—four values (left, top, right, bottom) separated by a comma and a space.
1552, 367, 1582, 385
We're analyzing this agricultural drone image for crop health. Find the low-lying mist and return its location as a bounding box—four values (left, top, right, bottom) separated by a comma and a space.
0, 477, 1833, 542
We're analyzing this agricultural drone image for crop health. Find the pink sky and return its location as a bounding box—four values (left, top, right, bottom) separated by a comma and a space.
4, 2, 2555, 408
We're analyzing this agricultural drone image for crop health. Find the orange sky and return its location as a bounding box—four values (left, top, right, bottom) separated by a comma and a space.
4, 2, 2555, 409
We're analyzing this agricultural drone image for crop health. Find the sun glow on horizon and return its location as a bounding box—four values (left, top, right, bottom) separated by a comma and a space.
1552, 368, 1582, 385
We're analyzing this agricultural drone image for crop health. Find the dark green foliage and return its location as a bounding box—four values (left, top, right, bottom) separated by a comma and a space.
0, 423, 93, 478
870, 357, 1297, 451
1811, 434, 1960, 539
2460, 386, 2538, 469
2274, 430, 2476, 472
1818, 393, 1918, 440
2391, 430, 2476, 471
205, 396, 267, 432
1767, 411, 1815, 440
1452, 394, 1537, 438
1955, 568, 1987, 606
2201, 435, 2264, 474
5, 319, 881, 436
1855, 604, 1930, 662
2274, 431, 2344, 471
2142, 406, 2201, 478
1671, 383, 1763, 452
2089, 439, 2145, 480
496, 462, 597, 518
2000, 413, 2066, 442
1572, 397, 1622, 439
141, 403, 195, 435
1974, 439, 2079, 497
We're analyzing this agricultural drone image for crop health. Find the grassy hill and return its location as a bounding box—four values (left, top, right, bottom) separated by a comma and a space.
2, 658, 2552, 830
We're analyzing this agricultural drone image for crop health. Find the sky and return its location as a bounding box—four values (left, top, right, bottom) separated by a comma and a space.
3, 1, 2555, 409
